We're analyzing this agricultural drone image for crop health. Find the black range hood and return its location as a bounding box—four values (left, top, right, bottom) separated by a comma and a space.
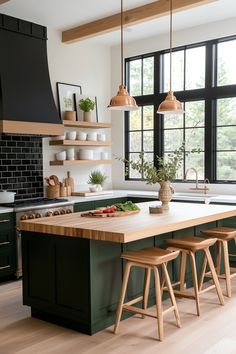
0, 14, 63, 135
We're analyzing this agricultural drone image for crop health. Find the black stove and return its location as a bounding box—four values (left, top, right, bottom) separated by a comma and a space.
0, 197, 69, 208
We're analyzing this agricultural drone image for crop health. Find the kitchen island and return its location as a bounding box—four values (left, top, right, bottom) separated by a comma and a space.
20, 201, 236, 334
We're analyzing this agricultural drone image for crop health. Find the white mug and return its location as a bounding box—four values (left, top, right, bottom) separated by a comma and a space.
66, 131, 77, 140
66, 148, 75, 160
55, 151, 66, 161
77, 131, 87, 141
97, 133, 106, 141
101, 152, 109, 160
87, 132, 97, 141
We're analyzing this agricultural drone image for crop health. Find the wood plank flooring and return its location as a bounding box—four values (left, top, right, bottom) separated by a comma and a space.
0, 280, 236, 354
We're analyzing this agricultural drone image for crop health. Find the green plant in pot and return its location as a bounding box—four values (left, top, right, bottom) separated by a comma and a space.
88, 170, 107, 192
79, 97, 95, 122
117, 142, 199, 210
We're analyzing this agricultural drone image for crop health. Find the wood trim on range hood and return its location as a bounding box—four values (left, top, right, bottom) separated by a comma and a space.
62, 0, 218, 43
0, 120, 64, 136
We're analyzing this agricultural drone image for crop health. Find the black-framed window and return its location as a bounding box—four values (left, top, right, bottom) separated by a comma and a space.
125, 35, 236, 183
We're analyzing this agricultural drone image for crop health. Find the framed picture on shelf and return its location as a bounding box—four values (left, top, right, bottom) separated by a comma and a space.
76, 94, 99, 123
56, 82, 82, 120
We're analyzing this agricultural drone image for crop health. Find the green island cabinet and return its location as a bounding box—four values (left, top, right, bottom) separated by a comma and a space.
73, 197, 128, 212
0, 212, 16, 279
21, 206, 232, 335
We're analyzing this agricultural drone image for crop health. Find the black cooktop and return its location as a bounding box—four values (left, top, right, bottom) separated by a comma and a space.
0, 197, 69, 208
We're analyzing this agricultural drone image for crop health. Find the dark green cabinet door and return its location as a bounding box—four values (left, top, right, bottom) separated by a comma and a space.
94, 197, 128, 209
0, 213, 16, 278
74, 201, 94, 212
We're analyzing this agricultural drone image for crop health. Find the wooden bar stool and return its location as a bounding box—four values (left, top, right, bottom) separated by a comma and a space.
200, 227, 236, 297
165, 237, 224, 316
114, 248, 181, 341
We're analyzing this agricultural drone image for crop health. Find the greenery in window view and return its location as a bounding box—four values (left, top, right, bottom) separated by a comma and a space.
129, 57, 154, 96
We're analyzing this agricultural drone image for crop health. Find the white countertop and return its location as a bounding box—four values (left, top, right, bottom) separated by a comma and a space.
0, 207, 14, 214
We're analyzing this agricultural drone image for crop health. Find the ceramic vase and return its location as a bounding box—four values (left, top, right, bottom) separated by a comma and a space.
158, 181, 174, 210
83, 111, 92, 122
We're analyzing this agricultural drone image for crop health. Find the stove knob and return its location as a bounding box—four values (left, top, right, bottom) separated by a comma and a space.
60, 208, 66, 215
28, 213, 35, 219
20, 214, 28, 220
45, 211, 53, 217
53, 210, 60, 216
66, 209, 72, 214
35, 213, 42, 218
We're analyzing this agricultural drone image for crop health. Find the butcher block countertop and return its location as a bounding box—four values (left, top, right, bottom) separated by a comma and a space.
19, 201, 236, 243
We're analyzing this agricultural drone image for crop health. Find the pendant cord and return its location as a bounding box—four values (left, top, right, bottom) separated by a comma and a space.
121, 0, 124, 86
169, 0, 173, 92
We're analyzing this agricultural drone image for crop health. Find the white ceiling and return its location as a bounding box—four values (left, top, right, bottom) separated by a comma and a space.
1, 0, 236, 45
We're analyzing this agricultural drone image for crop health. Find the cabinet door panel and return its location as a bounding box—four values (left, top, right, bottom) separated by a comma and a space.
74, 202, 94, 212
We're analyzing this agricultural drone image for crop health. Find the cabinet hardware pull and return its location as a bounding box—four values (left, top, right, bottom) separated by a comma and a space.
0, 241, 10, 246
0, 265, 10, 270
0, 219, 10, 223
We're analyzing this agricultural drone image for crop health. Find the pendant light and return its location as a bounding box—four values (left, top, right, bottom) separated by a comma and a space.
157, 0, 184, 114
107, 0, 138, 111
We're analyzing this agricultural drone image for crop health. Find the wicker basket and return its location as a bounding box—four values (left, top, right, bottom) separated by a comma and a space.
47, 185, 60, 198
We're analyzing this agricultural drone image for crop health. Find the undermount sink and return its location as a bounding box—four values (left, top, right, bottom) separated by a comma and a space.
174, 193, 218, 198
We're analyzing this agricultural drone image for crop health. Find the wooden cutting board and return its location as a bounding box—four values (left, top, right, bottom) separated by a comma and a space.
81, 210, 140, 218
65, 171, 74, 194
71, 190, 113, 197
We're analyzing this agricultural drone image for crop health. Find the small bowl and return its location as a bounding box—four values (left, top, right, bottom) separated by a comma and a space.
97, 133, 106, 141
66, 131, 77, 140
77, 131, 87, 141
79, 149, 94, 160
87, 132, 97, 141
55, 151, 66, 161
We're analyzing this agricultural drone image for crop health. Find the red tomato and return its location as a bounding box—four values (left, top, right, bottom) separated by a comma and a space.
94, 210, 103, 214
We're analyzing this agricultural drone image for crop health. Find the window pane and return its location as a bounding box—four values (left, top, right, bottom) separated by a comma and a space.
185, 101, 205, 127
144, 153, 153, 164
143, 131, 154, 151
217, 97, 236, 126
217, 152, 236, 180
129, 108, 142, 130
143, 57, 154, 95
217, 126, 236, 150
130, 59, 141, 96
129, 132, 141, 152
185, 128, 204, 151
164, 152, 183, 180
164, 114, 183, 129
164, 129, 183, 151
143, 106, 154, 129
163, 51, 184, 92
185, 153, 205, 180
217, 40, 236, 86
129, 153, 141, 178
185, 46, 205, 90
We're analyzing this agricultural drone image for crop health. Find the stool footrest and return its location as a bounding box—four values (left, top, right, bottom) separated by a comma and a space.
125, 296, 143, 307
123, 305, 157, 319
199, 284, 216, 294
172, 290, 196, 299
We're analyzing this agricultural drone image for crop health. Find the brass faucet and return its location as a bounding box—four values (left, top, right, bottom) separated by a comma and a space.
184, 168, 209, 194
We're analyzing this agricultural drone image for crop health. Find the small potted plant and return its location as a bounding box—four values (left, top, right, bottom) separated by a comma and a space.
87, 170, 107, 192
79, 97, 95, 122
64, 97, 76, 121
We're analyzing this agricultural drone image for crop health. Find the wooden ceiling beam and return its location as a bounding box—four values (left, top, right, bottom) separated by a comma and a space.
0, 0, 10, 4
62, 0, 218, 43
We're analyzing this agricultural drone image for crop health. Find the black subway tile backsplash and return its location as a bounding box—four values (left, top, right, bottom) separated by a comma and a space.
0, 134, 43, 199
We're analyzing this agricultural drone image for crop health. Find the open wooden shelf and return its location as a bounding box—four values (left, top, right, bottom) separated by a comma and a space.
50, 159, 112, 166
50, 140, 112, 147
63, 120, 112, 129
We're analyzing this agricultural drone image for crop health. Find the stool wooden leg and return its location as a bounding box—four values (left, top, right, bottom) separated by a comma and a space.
161, 263, 181, 328
114, 262, 132, 334
142, 266, 151, 318
180, 252, 187, 291
189, 251, 200, 316
204, 248, 224, 306
221, 240, 231, 297
199, 255, 207, 291
216, 241, 222, 275
153, 266, 163, 341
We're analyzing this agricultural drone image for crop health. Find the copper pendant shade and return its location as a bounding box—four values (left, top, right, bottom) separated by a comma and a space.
157, 0, 184, 115
108, 0, 138, 111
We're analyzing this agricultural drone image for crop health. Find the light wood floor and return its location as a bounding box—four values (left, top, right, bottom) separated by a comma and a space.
0, 280, 236, 354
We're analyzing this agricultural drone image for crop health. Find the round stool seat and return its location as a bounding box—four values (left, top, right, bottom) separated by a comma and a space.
201, 227, 236, 240
166, 236, 217, 252
121, 248, 179, 265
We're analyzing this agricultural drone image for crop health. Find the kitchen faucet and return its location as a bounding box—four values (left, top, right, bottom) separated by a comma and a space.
184, 168, 209, 194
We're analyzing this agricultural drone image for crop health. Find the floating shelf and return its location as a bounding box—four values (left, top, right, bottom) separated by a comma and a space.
63, 120, 112, 129
50, 140, 112, 147
50, 160, 112, 166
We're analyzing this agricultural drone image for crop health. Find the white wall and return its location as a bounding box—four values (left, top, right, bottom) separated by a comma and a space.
43, 29, 112, 192
111, 17, 236, 195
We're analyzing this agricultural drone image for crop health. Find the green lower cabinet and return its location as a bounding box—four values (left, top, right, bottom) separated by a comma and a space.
74, 197, 128, 213
217, 216, 236, 266
74, 201, 94, 212
0, 212, 16, 280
